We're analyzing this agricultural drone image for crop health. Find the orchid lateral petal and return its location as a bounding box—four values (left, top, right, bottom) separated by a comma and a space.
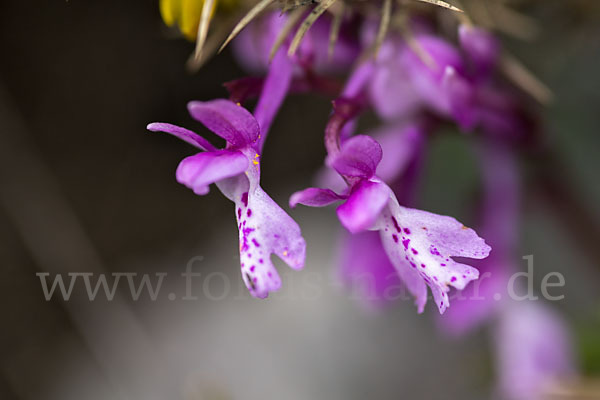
176, 150, 248, 195
289, 187, 346, 208
147, 122, 217, 152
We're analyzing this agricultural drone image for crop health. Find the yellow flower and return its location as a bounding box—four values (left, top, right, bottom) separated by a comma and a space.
160, 0, 237, 41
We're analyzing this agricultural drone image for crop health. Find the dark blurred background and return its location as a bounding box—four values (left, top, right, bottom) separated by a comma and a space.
0, 1, 599, 399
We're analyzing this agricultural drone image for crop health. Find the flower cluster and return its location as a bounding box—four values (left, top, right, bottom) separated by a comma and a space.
150, 4, 525, 309
151, 2, 577, 396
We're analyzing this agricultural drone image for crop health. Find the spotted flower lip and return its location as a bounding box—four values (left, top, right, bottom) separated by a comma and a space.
148, 53, 305, 298
291, 134, 490, 313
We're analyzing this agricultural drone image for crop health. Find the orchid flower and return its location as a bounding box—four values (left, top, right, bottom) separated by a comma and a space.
365, 27, 475, 128
328, 121, 429, 310
495, 302, 576, 400
232, 11, 358, 75
148, 49, 305, 298
291, 132, 490, 314
363, 21, 534, 142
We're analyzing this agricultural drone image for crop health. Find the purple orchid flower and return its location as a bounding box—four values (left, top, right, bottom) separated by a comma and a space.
232, 11, 358, 75
148, 46, 305, 298
362, 21, 534, 143
325, 121, 429, 310
495, 302, 576, 400
291, 133, 491, 314
365, 27, 476, 129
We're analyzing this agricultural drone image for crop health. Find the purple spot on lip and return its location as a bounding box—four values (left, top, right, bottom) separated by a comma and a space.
411, 248, 419, 255
250, 266, 255, 272
420, 263, 426, 268
391, 217, 401, 233
402, 238, 410, 250
241, 192, 249, 207
392, 234, 398, 243
247, 209, 252, 217
430, 246, 441, 256
440, 263, 446, 267
410, 261, 417, 268
252, 238, 260, 247
259, 258, 263, 264
403, 228, 411, 235
451, 276, 457, 282
237, 208, 241, 219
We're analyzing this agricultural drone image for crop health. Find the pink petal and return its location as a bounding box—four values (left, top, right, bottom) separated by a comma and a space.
254, 47, 294, 150
146, 122, 217, 152
289, 187, 346, 208
371, 122, 426, 183
458, 25, 499, 76
175, 150, 248, 195
369, 53, 421, 120
337, 180, 390, 233
442, 66, 476, 131
187, 99, 259, 148
402, 35, 465, 118
328, 135, 383, 179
